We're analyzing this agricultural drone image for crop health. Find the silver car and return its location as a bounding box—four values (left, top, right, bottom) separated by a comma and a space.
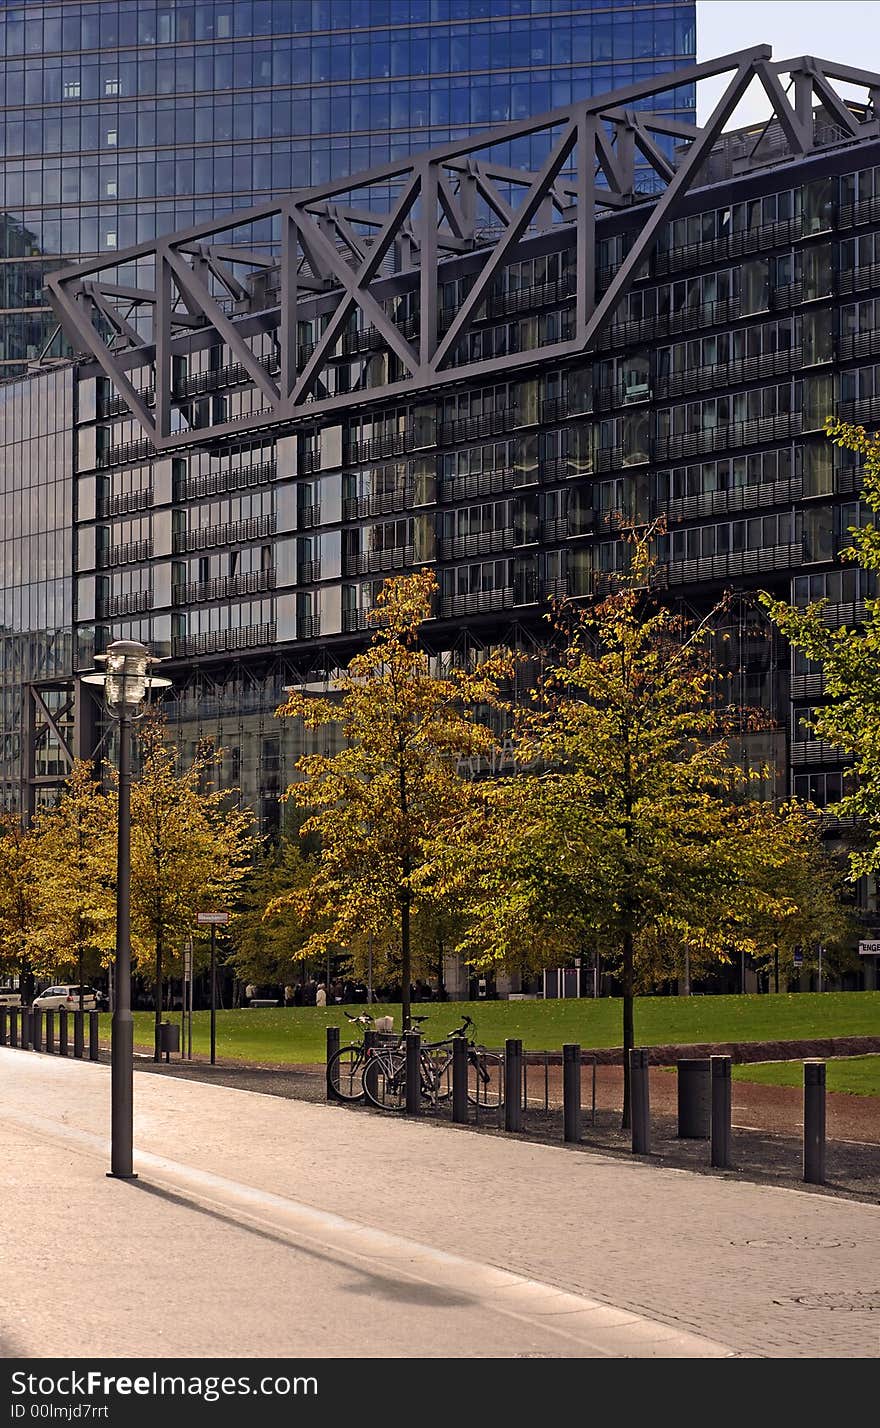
32, 985, 98, 1012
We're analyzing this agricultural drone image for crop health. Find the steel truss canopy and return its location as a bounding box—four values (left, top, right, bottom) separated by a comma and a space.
47, 47, 880, 452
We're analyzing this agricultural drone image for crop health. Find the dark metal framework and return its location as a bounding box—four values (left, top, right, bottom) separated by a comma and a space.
48, 47, 880, 452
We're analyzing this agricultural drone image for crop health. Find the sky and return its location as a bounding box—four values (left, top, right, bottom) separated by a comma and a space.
696, 0, 879, 123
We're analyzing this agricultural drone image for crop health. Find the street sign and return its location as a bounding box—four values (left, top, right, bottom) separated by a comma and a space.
793, 947, 803, 966
858, 940, 880, 956
197, 911, 230, 926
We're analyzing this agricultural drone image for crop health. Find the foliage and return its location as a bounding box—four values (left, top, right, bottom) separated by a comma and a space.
451, 534, 846, 1125
117, 713, 257, 1052
229, 835, 319, 986
762, 419, 880, 880
0, 816, 45, 989
272, 569, 508, 1026
31, 761, 117, 984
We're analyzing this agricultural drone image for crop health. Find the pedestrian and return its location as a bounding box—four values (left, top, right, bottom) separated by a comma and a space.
245, 983, 256, 1003
283, 984, 294, 1007
316, 982, 327, 1008
304, 979, 317, 1006
293, 981, 303, 1007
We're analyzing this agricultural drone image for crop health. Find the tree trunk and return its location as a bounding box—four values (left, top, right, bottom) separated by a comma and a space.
774, 943, 779, 994
621, 928, 635, 1131
153, 930, 163, 1062
401, 891, 411, 1031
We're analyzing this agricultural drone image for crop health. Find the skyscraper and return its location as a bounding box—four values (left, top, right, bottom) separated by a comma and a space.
0, 0, 697, 373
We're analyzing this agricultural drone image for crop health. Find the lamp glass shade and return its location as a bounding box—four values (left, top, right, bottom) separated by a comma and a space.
103, 643, 150, 712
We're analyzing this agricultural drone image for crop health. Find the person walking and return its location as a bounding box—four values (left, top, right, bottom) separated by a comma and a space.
315, 982, 327, 1008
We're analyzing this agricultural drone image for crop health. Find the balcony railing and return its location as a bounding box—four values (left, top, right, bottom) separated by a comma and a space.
171, 622, 277, 658
654, 346, 803, 401
100, 588, 154, 617
173, 513, 276, 554
651, 411, 803, 463
175, 461, 276, 503
297, 615, 322, 640
343, 486, 416, 519
661, 474, 804, 524
297, 560, 322, 584
98, 437, 154, 469
298, 503, 322, 529
97, 538, 153, 568
342, 608, 372, 632
343, 545, 416, 576
172, 569, 276, 605
98, 487, 154, 518
663, 540, 804, 587
440, 587, 516, 618
438, 528, 516, 560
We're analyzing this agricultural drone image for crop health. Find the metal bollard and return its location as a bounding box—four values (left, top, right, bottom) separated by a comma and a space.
803, 1059, 826, 1185
20, 1008, 32, 1051
630, 1047, 651, 1154
677, 1057, 711, 1138
45, 1010, 54, 1054
73, 1010, 84, 1059
405, 1031, 421, 1116
9, 1008, 18, 1049
32, 1008, 43, 1053
710, 1055, 732, 1168
504, 1039, 523, 1132
0, 1007, 6, 1046
59, 1009, 68, 1056
89, 1011, 100, 1062
452, 1036, 468, 1123
563, 1043, 581, 1143
326, 1025, 340, 1100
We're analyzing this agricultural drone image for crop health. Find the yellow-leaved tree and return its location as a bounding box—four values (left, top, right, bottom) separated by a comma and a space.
271, 570, 508, 1029
31, 761, 117, 1003
452, 535, 846, 1126
0, 816, 46, 999
121, 715, 257, 1058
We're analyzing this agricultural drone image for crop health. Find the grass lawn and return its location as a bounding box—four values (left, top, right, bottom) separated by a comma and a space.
732, 1055, 880, 1097
99, 991, 880, 1066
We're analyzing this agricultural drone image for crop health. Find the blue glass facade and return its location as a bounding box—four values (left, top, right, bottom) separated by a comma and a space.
0, 0, 696, 370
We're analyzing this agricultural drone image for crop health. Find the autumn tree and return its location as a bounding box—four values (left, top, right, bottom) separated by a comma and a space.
230, 834, 318, 989
0, 816, 45, 998
31, 761, 117, 1003
455, 536, 845, 1126
762, 419, 880, 883
272, 570, 507, 1028
120, 714, 257, 1058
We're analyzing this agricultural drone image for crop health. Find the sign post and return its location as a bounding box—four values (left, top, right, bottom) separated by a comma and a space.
197, 912, 230, 1065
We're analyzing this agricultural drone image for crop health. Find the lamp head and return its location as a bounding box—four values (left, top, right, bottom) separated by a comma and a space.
91, 639, 170, 716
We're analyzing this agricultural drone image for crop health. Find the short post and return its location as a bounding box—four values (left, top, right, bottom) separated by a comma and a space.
326, 1025, 340, 1100
677, 1057, 711, 1139
504, 1039, 523, 1132
20, 1009, 31, 1051
563, 1043, 581, 1143
364, 1028, 377, 1053
9, 1007, 18, 1049
32, 1008, 43, 1053
405, 1031, 421, 1116
0, 1007, 7, 1046
630, 1047, 650, 1154
710, 1055, 732, 1169
452, 1036, 468, 1123
73, 1010, 84, 1059
803, 1059, 826, 1186
45, 1010, 54, 1054
59, 1009, 68, 1056
89, 1011, 100, 1062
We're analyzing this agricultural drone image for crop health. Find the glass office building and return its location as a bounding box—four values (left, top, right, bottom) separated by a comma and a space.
0, 0, 697, 372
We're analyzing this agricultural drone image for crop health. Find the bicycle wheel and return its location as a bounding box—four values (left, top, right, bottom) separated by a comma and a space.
363, 1050, 408, 1111
326, 1045, 366, 1102
468, 1049, 502, 1107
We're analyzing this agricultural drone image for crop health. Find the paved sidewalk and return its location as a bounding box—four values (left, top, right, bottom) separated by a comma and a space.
1, 1049, 878, 1358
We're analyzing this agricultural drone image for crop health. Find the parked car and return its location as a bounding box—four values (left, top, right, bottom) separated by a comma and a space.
31, 985, 98, 1012
0, 986, 21, 1008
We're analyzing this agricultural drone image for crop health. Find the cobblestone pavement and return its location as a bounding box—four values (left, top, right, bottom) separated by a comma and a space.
2, 1049, 878, 1358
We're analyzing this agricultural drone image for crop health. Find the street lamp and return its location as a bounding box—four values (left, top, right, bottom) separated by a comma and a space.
82, 639, 170, 1179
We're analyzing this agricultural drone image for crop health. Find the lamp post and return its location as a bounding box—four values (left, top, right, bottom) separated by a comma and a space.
83, 639, 170, 1180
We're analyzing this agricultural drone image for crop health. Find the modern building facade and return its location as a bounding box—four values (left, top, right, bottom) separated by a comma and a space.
4, 42, 880, 944
0, 0, 696, 373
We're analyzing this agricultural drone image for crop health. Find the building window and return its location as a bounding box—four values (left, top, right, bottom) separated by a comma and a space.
63, 80, 81, 99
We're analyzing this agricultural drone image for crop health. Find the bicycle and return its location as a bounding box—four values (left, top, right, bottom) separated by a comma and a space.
326, 1010, 382, 1103
362, 1015, 497, 1112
